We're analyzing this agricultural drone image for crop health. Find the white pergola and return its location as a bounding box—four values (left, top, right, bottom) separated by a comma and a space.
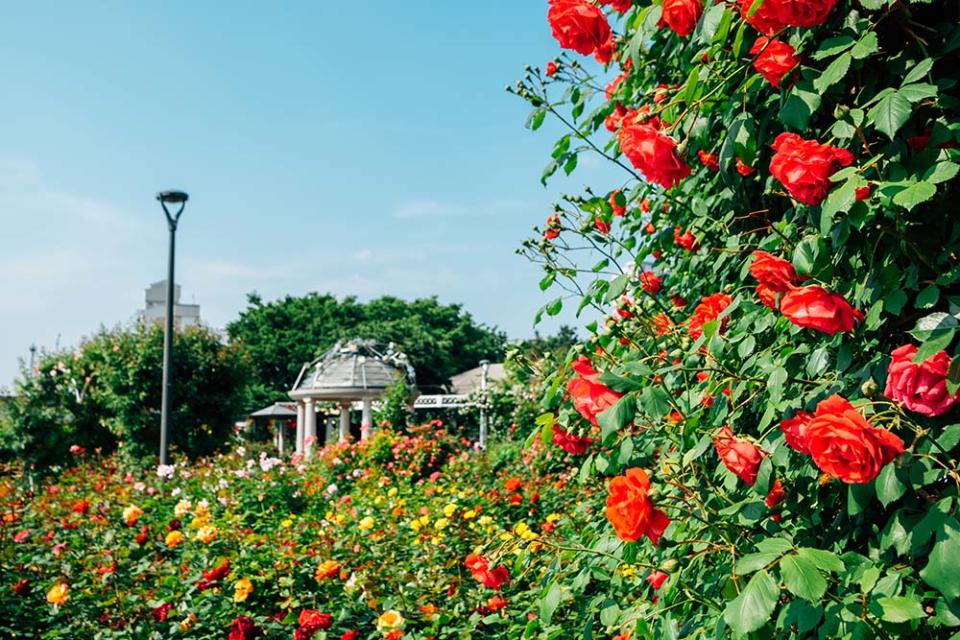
287, 340, 415, 458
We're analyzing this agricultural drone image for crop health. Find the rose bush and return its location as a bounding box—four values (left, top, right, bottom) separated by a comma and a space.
511, 0, 960, 636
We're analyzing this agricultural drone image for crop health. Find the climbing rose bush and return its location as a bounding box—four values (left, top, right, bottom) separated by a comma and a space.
512, 0, 960, 635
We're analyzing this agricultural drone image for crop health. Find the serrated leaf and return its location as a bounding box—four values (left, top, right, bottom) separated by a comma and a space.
875, 463, 906, 508
902, 58, 934, 85
796, 548, 844, 573
780, 81, 821, 130
868, 91, 912, 140
893, 180, 937, 211
851, 32, 879, 59
738, 552, 782, 574
597, 395, 636, 443
811, 36, 854, 60
878, 596, 926, 623
900, 82, 938, 103
923, 162, 959, 185
780, 553, 827, 602
723, 570, 779, 635
920, 522, 960, 599
813, 53, 852, 92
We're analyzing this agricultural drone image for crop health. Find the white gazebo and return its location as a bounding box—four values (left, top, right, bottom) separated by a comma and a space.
287, 339, 415, 457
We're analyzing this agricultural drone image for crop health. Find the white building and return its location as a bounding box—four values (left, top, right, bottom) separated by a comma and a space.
141, 280, 200, 328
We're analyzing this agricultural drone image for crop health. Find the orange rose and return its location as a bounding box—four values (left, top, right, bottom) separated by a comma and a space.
804, 395, 904, 484
605, 468, 670, 544
713, 426, 764, 485
567, 356, 623, 425
687, 293, 732, 340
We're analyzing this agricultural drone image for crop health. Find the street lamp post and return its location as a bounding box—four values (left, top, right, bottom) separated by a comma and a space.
156, 190, 189, 467
478, 359, 490, 450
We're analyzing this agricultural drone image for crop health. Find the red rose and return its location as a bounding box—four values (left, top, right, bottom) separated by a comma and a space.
297, 610, 332, 639
567, 355, 623, 425
548, 0, 616, 64
609, 190, 626, 217
544, 213, 562, 240
749, 250, 800, 292
674, 226, 698, 251
735, 157, 755, 175
12, 578, 29, 596
770, 0, 838, 27
228, 616, 262, 640
714, 426, 764, 485
769, 133, 854, 205
780, 411, 812, 454
605, 468, 670, 544
750, 37, 798, 88
755, 284, 780, 309
885, 344, 960, 417
601, 0, 635, 12
738, 0, 787, 34
855, 185, 872, 201
698, 150, 719, 172
551, 424, 593, 454
640, 270, 662, 294
341, 632, 360, 640
465, 554, 510, 590
779, 286, 863, 335
660, 0, 704, 37
688, 293, 733, 340
619, 121, 692, 189
152, 602, 173, 623
546, 61, 559, 76
764, 479, 786, 508
606, 71, 628, 99
594, 214, 611, 234
646, 570, 668, 590
487, 595, 509, 611
803, 395, 904, 484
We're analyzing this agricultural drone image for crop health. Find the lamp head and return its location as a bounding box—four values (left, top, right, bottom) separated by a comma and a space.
156, 190, 189, 204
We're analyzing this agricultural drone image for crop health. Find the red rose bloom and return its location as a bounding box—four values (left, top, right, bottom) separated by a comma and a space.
646, 570, 668, 590
698, 150, 719, 172
688, 293, 733, 340
341, 632, 360, 640
764, 479, 786, 508
601, 0, 635, 12
609, 190, 626, 217
660, 0, 704, 37
738, 0, 787, 35
594, 214, 611, 234
779, 286, 863, 335
548, 0, 616, 64
803, 395, 904, 484
750, 37, 798, 88
640, 270, 662, 294
885, 344, 960, 417
606, 71, 628, 100
605, 468, 670, 544
567, 355, 623, 425
228, 616, 261, 640
736, 157, 755, 176
770, 0, 839, 27
674, 226, 698, 251
769, 133, 855, 205
487, 595, 509, 612
544, 213, 562, 240
552, 424, 594, 454
465, 554, 510, 590
780, 411, 812, 454
714, 426, 764, 485
296, 610, 332, 640
855, 185, 872, 201
749, 250, 800, 292
546, 61, 559, 76
152, 602, 173, 623
619, 121, 692, 189
755, 283, 781, 309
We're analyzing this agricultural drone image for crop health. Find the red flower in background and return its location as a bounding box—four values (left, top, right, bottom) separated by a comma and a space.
735, 157, 755, 176
552, 424, 594, 454
764, 479, 786, 508
646, 570, 668, 589
855, 185, 872, 201
698, 150, 719, 172
714, 426, 764, 485
487, 595, 509, 612
548, 0, 616, 64
687, 293, 732, 340
769, 133, 854, 205
738, 0, 787, 35
660, 0, 704, 37
770, 0, 839, 27
601, 0, 635, 12
546, 61, 558, 76
196, 560, 230, 590
750, 37, 798, 88
674, 226, 698, 251
544, 213, 562, 240
228, 616, 262, 640
609, 190, 626, 216
605, 468, 670, 544
465, 554, 511, 590
295, 610, 332, 640
341, 632, 360, 640
885, 344, 960, 417
749, 251, 801, 292
619, 121, 691, 189
803, 395, 903, 484
779, 286, 862, 335
640, 271, 662, 294
567, 356, 623, 425
780, 411, 813, 454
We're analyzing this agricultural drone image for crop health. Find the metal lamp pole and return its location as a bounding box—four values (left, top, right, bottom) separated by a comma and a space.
156, 190, 189, 467
478, 359, 490, 450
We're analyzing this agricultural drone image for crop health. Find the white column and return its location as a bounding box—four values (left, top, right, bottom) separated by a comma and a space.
361, 398, 373, 440
295, 400, 305, 455
478, 360, 490, 450
278, 419, 285, 456
324, 418, 332, 446
304, 398, 316, 458
339, 401, 351, 442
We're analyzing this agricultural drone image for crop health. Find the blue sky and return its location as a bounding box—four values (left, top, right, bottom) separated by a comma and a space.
0, 1, 620, 387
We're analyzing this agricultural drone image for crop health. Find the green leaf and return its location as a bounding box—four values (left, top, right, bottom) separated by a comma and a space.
868, 91, 913, 140
540, 581, 566, 625
923, 162, 959, 185
793, 236, 824, 276
807, 347, 830, 377
875, 463, 906, 508
780, 554, 827, 602
796, 548, 844, 573
850, 32, 879, 60
899, 82, 938, 103
902, 58, 934, 85
914, 328, 955, 363
878, 596, 926, 623
640, 386, 671, 421
597, 395, 636, 443
947, 360, 960, 396
893, 181, 937, 211
811, 36, 854, 60
546, 297, 563, 316
813, 53, 852, 93
780, 81, 821, 130
723, 570, 779, 635
911, 312, 959, 342
605, 274, 629, 302
916, 285, 940, 309
921, 524, 960, 599
767, 366, 788, 403
738, 552, 782, 574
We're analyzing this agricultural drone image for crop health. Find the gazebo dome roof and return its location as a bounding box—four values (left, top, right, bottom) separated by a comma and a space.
289, 339, 415, 400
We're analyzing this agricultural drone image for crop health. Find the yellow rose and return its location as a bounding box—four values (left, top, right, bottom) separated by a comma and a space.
233, 578, 253, 603
358, 516, 375, 531
377, 609, 405, 629
196, 525, 218, 543
174, 499, 192, 518
46, 582, 69, 606
387, 487, 398, 497
165, 530, 185, 548
410, 519, 422, 532
463, 509, 477, 520
434, 518, 449, 531
122, 505, 143, 526
443, 503, 457, 517
315, 560, 342, 582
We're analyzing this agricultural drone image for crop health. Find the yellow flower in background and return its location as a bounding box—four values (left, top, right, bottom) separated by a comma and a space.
334, 514, 346, 525
189, 514, 210, 529
359, 516, 375, 531
174, 499, 192, 518
281, 518, 293, 528
434, 517, 449, 531
46, 582, 69, 605
463, 509, 477, 520
514, 522, 537, 541
122, 505, 143, 526
315, 560, 342, 582
233, 578, 253, 602
196, 525, 218, 543
478, 516, 493, 526
165, 530, 184, 548
377, 609, 405, 629
619, 564, 638, 578
442, 503, 457, 517
546, 513, 562, 523
387, 487, 398, 497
